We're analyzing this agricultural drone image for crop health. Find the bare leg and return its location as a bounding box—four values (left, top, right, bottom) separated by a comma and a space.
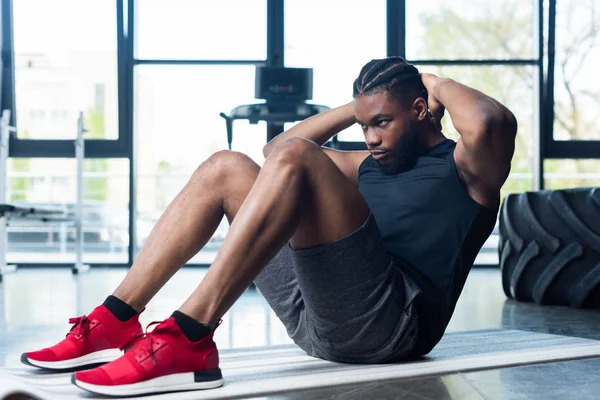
179, 138, 370, 325
112, 151, 260, 310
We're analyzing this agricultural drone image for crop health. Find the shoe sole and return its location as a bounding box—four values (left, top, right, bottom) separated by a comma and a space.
72, 368, 224, 396
21, 348, 122, 370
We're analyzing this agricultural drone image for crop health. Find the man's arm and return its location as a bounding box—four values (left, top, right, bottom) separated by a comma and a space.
422, 73, 517, 207
262, 102, 355, 158
262, 102, 368, 183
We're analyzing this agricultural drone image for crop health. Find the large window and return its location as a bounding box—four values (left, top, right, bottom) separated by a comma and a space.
12, 0, 118, 139
6, 158, 129, 264
406, 0, 536, 60
135, 0, 267, 60
132, 0, 273, 265
2, 0, 578, 268
553, 0, 600, 141
285, 0, 387, 142
134, 66, 267, 262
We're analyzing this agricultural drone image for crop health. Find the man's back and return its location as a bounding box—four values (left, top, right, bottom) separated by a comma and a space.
358, 139, 498, 353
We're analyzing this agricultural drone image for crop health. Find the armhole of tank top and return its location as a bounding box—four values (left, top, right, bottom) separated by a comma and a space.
358, 154, 373, 177
445, 148, 464, 186
446, 150, 500, 213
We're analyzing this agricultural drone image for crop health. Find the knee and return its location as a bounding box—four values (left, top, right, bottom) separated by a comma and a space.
206, 149, 253, 168
193, 150, 259, 184
266, 138, 320, 169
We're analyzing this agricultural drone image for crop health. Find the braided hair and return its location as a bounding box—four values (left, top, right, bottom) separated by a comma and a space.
353, 57, 427, 108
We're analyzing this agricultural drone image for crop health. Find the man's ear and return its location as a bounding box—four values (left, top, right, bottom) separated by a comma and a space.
411, 98, 429, 121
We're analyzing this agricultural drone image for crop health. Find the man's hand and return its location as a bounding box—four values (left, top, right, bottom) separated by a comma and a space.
421, 73, 445, 132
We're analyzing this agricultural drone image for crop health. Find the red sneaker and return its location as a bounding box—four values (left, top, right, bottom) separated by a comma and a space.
72, 317, 223, 396
21, 305, 142, 371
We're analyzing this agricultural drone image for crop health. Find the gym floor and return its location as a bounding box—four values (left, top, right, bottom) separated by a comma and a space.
1, 268, 599, 399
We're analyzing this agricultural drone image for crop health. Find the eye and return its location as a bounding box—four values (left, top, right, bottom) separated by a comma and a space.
378, 120, 390, 127
360, 123, 368, 130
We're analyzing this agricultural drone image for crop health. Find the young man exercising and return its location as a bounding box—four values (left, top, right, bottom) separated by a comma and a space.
22, 57, 517, 396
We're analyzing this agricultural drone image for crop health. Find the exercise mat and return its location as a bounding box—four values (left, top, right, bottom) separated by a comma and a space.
2, 329, 600, 400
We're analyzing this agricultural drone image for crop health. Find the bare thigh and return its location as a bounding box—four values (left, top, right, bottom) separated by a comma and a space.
265, 137, 371, 249
220, 142, 370, 247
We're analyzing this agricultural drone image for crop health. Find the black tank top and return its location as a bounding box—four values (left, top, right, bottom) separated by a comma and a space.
358, 139, 498, 354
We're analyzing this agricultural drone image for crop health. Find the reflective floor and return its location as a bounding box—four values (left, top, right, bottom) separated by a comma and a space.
1, 268, 599, 399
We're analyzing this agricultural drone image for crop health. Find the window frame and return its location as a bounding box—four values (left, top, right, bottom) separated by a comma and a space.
0, 0, 573, 268
1, 0, 130, 159
543, 0, 600, 159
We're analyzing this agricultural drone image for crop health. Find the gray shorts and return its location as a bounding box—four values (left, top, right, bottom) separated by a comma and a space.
254, 213, 422, 364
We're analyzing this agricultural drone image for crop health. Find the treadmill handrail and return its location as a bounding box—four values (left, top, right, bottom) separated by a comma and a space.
219, 103, 330, 150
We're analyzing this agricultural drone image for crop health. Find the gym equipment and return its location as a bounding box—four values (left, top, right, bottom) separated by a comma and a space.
499, 188, 600, 308
1, 329, 600, 399
0, 110, 89, 282
255, 66, 314, 103
220, 66, 330, 150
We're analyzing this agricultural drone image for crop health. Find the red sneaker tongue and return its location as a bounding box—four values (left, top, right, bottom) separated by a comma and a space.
154, 317, 177, 331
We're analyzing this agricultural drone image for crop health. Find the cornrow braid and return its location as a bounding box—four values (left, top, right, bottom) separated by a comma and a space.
353, 57, 427, 107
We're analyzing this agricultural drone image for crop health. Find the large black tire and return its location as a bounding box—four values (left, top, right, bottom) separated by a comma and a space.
499, 188, 600, 308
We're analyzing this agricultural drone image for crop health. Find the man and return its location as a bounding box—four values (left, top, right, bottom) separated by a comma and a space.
22, 57, 516, 396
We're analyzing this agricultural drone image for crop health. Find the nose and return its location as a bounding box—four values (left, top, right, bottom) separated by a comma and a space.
364, 128, 382, 147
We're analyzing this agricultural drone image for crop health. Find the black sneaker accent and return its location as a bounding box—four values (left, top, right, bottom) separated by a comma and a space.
102, 295, 138, 322
171, 311, 211, 342
20, 353, 34, 367
194, 368, 223, 382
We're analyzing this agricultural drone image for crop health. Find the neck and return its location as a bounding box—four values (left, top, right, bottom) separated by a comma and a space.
419, 125, 447, 151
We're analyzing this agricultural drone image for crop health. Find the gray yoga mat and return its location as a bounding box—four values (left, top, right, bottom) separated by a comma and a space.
1, 329, 600, 400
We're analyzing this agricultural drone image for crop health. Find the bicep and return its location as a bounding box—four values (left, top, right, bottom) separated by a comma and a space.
454, 117, 517, 192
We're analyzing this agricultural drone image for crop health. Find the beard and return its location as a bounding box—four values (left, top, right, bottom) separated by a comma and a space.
375, 126, 420, 175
